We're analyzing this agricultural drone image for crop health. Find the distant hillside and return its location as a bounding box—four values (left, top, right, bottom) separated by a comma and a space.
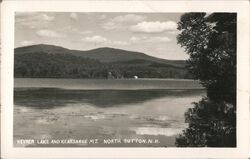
14, 52, 104, 78
14, 44, 192, 79
72, 47, 186, 68
15, 44, 186, 68
15, 44, 69, 55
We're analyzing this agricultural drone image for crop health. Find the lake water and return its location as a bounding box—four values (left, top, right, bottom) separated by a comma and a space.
14, 78, 205, 147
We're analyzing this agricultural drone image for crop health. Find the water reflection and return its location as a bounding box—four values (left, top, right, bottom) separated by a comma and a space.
14, 88, 204, 109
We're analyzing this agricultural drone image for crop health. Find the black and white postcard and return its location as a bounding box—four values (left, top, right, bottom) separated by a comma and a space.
1, 0, 250, 158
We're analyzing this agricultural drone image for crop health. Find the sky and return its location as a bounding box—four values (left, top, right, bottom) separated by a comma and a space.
15, 12, 188, 60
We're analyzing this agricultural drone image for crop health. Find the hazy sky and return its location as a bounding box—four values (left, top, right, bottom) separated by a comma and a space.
15, 12, 188, 60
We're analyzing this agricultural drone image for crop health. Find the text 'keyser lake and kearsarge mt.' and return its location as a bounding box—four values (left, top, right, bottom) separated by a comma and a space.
16, 138, 160, 145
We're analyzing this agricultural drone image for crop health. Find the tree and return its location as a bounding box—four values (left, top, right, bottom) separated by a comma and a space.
175, 13, 236, 147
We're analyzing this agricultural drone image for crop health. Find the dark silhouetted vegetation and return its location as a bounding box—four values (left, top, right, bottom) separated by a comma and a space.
175, 13, 236, 147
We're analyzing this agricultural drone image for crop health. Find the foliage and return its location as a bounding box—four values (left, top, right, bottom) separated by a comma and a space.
14, 52, 191, 79
176, 98, 236, 147
177, 13, 236, 104
175, 13, 236, 147
15, 52, 103, 78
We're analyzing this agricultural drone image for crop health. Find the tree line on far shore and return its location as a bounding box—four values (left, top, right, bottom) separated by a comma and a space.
14, 52, 192, 79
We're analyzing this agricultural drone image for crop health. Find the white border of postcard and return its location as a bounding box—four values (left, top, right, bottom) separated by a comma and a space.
1, 0, 250, 158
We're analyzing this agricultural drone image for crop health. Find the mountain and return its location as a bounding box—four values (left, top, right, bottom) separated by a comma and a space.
14, 44, 192, 79
14, 44, 186, 68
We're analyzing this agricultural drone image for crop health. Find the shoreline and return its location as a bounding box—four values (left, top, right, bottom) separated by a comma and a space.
14, 77, 199, 81
14, 78, 204, 90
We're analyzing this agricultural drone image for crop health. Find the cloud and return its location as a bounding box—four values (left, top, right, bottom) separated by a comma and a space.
70, 13, 78, 20
16, 13, 54, 21
36, 29, 63, 38
20, 40, 35, 46
40, 13, 54, 21
112, 14, 146, 23
60, 26, 79, 32
16, 13, 55, 29
130, 36, 171, 43
130, 36, 141, 43
82, 35, 108, 43
103, 14, 146, 30
155, 47, 168, 52
109, 41, 128, 46
152, 36, 171, 42
102, 22, 117, 30
130, 21, 177, 33
168, 30, 181, 35
82, 35, 128, 46
16, 12, 39, 17
99, 15, 107, 20
80, 30, 93, 35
